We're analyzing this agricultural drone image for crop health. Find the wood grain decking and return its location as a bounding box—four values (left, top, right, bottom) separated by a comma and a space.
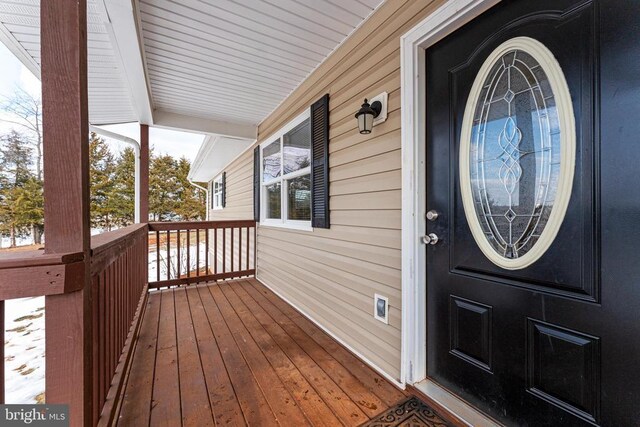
116, 278, 408, 426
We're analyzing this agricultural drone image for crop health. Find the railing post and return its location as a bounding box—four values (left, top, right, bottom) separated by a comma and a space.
41, 0, 92, 425
140, 124, 150, 223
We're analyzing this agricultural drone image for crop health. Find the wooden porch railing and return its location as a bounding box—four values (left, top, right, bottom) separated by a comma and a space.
148, 220, 256, 289
90, 224, 148, 425
0, 219, 256, 425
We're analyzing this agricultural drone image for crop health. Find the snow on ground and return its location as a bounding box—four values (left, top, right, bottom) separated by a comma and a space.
148, 243, 210, 284
1, 235, 34, 249
4, 296, 45, 404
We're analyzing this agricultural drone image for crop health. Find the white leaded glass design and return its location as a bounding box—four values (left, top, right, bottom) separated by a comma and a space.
459, 37, 576, 270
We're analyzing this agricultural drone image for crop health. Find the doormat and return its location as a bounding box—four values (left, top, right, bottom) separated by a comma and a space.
359, 396, 453, 427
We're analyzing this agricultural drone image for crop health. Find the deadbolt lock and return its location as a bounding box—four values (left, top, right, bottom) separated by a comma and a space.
421, 233, 439, 245
426, 210, 439, 221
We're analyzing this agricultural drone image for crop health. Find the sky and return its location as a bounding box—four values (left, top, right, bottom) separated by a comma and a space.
0, 42, 205, 161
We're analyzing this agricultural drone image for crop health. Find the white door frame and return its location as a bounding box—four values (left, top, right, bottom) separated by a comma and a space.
400, 0, 500, 386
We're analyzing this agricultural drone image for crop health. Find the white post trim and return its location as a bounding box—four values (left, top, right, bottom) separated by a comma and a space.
89, 125, 142, 223
400, 0, 500, 386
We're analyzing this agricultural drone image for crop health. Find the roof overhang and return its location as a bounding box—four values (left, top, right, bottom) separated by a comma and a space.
188, 136, 254, 183
0, 0, 383, 140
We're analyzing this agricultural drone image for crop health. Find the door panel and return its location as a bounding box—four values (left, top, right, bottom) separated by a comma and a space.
426, 0, 640, 425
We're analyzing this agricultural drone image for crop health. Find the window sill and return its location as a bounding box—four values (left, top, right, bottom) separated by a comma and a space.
259, 221, 313, 232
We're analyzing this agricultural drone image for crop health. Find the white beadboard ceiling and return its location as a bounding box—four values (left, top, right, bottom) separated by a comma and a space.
0, 0, 384, 136
138, 0, 384, 127
0, 0, 138, 125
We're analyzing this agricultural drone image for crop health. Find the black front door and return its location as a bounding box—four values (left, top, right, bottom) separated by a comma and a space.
426, 1, 640, 425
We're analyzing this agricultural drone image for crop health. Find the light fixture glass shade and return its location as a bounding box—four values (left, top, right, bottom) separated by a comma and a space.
357, 112, 373, 134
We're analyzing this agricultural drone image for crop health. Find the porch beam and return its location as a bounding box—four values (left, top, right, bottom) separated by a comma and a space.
140, 124, 150, 222
100, 0, 154, 124
41, 0, 92, 425
153, 110, 257, 139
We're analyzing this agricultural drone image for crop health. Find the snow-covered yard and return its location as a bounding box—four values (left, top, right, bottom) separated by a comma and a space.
4, 296, 45, 404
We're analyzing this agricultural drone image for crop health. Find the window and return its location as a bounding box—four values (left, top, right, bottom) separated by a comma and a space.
212, 175, 224, 210
459, 37, 575, 270
260, 111, 311, 229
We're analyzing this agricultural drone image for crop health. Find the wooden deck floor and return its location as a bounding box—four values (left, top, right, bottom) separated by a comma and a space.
116, 277, 408, 426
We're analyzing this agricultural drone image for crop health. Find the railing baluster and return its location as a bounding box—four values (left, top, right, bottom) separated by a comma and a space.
245, 227, 250, 274
196, 229, 200, 278
176, 229, 181, 280
214, 227, 218, 275
109, 262, 115, 380
99, 270, 106, 403
231, 227, 235, 273
166, 230, 171, 282
156, 231, 160, 283
238, 227, 242, 272
205, 229, 209, 276
223, 226, 226, 275
186, 229, 190, 279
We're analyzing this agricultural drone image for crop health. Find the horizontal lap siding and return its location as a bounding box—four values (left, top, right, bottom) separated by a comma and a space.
254, 0, 443, 382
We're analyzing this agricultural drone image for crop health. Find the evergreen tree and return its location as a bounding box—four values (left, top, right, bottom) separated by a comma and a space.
149, 154, 179, 221
14, 177, 44, 242
0, 130, 35, 246
174, 156, 205, 220
110, 147, 135, 227
89, 132, 117, 230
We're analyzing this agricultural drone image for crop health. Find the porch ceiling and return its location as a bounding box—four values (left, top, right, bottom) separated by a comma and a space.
0, 0, 384, 138
0, 0, 138, 125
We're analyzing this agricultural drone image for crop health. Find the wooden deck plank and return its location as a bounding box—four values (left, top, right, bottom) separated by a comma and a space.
217, 282, 346, 427
207, 284, 311, 426
119, 278, 409, 426
221, 281, 369, 426
195, 284, 279, 427
174, 287, 216, 426
233, 280, 386, 418
245, 279, 407, 406
185, 285, 246, 427
150, 290, 182, 427
117, 291, 161, 426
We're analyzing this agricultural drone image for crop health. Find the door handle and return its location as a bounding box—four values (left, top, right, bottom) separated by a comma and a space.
421, 233, 439, 245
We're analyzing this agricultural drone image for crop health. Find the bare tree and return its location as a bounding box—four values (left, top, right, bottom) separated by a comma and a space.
1, 87, 42, 181
1, 88, 43, 244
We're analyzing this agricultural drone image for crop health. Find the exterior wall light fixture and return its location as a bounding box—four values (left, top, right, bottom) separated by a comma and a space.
355, 98, 382, 134
355, 92, 388, 134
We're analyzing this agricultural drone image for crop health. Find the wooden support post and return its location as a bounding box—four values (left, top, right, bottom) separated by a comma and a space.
41, 0, 92, 425
140, 124, 150, 222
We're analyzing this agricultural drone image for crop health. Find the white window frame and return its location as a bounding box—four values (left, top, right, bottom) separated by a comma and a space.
212, 174, 224, 210
260, 110, 312, 231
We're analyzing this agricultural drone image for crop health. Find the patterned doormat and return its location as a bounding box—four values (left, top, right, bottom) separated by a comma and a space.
359, 396, 453, 427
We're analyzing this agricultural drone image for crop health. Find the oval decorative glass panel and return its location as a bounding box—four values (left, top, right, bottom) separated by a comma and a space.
459, 37, 575, 270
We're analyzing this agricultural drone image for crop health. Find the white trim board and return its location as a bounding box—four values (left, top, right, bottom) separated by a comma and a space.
399, 0, 500, 386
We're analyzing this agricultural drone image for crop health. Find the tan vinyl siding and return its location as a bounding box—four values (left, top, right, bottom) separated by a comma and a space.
207, 148, 255, 273
252, 0, 444, 382
208, 148, 255, 221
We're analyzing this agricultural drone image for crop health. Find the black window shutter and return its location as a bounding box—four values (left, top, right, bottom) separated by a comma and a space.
221, 171, 226, 208
209, 181, 213, 209
310, 94, 330, 228
253, 146, 260, 221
